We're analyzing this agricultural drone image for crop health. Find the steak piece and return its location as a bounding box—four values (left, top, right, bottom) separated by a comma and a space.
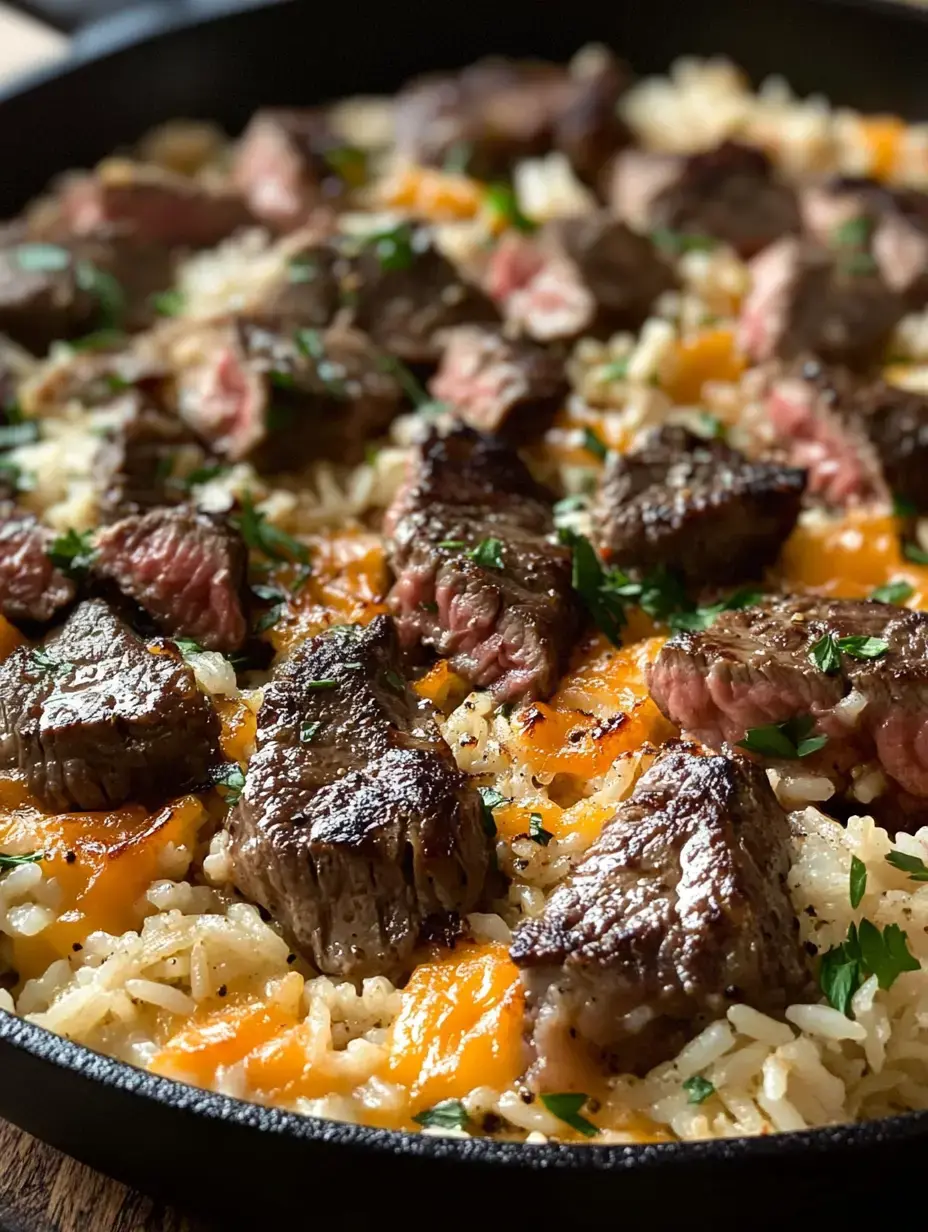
173, 318, 403, 469
232, 109, 362, 230
227, 617, 489, 979
0, 598, 218, 812
511, 745, 809, 1082
0, 502, 75, 625
429, 326, 568, 439
492, 213, 675, 343
394, 50, 629, 182
802, 177, 928, 308
255, 234, 344, 326
93, 506, 249, 654
58, 162, 254, 250
647, 594, 928, 798
93, 395, 202, 522
352, 228, 499, 364
592, 426, 805, 584
738, 237, 903, 370
385, 425, 578, 701
613, 141, 801, 259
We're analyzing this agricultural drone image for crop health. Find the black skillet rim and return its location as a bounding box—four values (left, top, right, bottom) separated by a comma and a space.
1, 0, 928, 1173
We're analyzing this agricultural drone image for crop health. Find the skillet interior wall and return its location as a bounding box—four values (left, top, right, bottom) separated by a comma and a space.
2, 0, 928, 217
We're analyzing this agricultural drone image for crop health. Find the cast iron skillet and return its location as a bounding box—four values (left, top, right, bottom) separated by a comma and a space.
1, 0, 928, 1223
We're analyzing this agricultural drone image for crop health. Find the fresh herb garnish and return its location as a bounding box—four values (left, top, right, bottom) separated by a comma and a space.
0, 419, 39, 450
211, 762, 246, 805
151, 288, 185, 317
694, 411, 726, 440
837, 635, 889, 661
322, 144, 368, 187
850, 855, 867, 909
364, 221, 417, 271
288, 256, 318, 284
820, 919, 919, 1015
477, 786, 507, 838
484, 183, 537, 234
894, 494, 918, 518
599, 356, 630, 382
251, 583, 288, 634
528, 813, 554, 846
904, 542, 928, 565
839, 250, 879, 276
294, 328, 349, 398
667, 586, 760, 633
234, 497, 310, 567
558, 529, 626, 645
174, 637, 205, 659
438, 539, 467, 550
47, 528, 96, 579
539, 1093, 598, 1138
552, 494, 588, 525
383, 669, 406, 693
64, 329, 127, 354
13, 243, 70, 272
306, 679, 338, 691
885, 850, 928, 881
300, 720, 322, 744
650, 228, 717, 256
682, 1075, 716, 1105
75, 262, 125, 329
182, 464, 231, 489
412, 1099, 470, 1131
809, 633, 841, 674
831, 216, 874, 250
376, 353, 445, 414
581, 427, 608, 461
0, 851, 43, 870
30, 648, 71, 675
470, 538, 504, 570
871, 579, 914, 605
738, 715, 827, 760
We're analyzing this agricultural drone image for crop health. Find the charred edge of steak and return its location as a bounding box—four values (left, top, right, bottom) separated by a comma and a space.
0, 502, 76, 626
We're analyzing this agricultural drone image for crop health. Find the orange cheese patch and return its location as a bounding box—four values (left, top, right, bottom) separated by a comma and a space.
151, 995, 299, 1087
663, 328, 746, 405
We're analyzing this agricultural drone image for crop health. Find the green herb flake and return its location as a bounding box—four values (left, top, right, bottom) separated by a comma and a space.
528, 812, 554, 847
211, 762, 246, 805
694, 411, 726, 440
13, 243, 71, 272
151, 288, 185, 317
75, 261, 125, 329
182, 463, 231, 489
809, 633, 842, 675
850, 855, 867, 910
668, 587, 762, 634
484, 183, 537, 234
558, 529, 627, 646
819, 932, 861, 1017
323, 145, 368, 188
839, 250, 879, 277
820, 918, 920, 1016
0, 419, 40, 450
581, 426, 608, 461
682, 1075, 716, 1105
886, 850, 928, 881
364, 222, 417, 272
552, 494, 587, 525
831, 215, 874, 250
477, 786, 508, 838
470, 537, 504, 570
871, 579, 914, 605
904, 542, 928, 565
294, 328, 349, 398
30, 648, 71, 675
438, 539, 467, 550
300, 720, 323, 744
251, 582, 288, 634
47, 527, 96, 579
738, 715, 827, 760
837, 635, 889, 661
173, 638, 205, 659
894, 494, 918, 518
412, 1099, 470, 1131
0, 850, 43, 870
650, 227, 717, 256
384, 669, 406, 693
234, 496, 310, 566
288, 256, 318, 284
64, 328, 128, 354
598, 356, 630, 382
306, 679, 338, 692
539, 1093, 598, 1138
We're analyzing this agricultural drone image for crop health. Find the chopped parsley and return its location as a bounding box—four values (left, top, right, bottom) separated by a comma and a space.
322, 144, 368, 187
438, 539, 467, 550
839, 250, 879, 277
871, 579, 914, 605
0, 851, 43, 870
904, 542, 928, 565
559, 529, 627, 645
234, 497, 310, 567
182, 463, 231, 489
0, 419, 40, 449
305, 679, 338, 692
251, 583, 288, 634
693, 411, 727, 440
294, 328, 349, 398
412, 1099, 470, 1131
539, 1092, 598, 1138
552, 494, 588, 525
528, 813, 554, 847
885, 850, 928, 881
13, 243, 71, 272
288, 255, 318, 284
383, 668, 406, 693
894, 494, 918, 518
850, 855, 867, 909
174, 637, 205, 660
820, 919, 920, 1016
667, 586, 760, 633
30, 648, 71, 675
682, 1075, 715, 1105
47, 528, 96, 579
211, 762, 246, 805
650, 228, 717, 256
738, 715, 827, 760
64, 328, 127, 354
477, 786, 508, 838
364, 221, 417, 271
581, 427, 608, 461
300, 720, 323, 744
831, 216, 873, 250
151, 288, 185, 317
837, 635, 889, 661
808, 633, 842, 674
598, 356, 630, 382
75, 261, 125, 329
484, 182, 537, 234
470, 538, 504, 570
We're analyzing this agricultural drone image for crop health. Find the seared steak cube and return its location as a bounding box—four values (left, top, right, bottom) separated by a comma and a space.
394, 51, 629, 182
738, 237, 903, 370
227, 617, 489, 979
0, 242, 98, 354
429, 326, 568, 439
0, 599, 218, 812
647, 594, 928, 798
173, 318, 403, 470
0, 502, 75, 625
592, 426, 805, 585
352, 228, 499, 364
511, 745, 809, 1082
385, 425, 578, 701
93, 506, 249, 654
93, 395, 202, 522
